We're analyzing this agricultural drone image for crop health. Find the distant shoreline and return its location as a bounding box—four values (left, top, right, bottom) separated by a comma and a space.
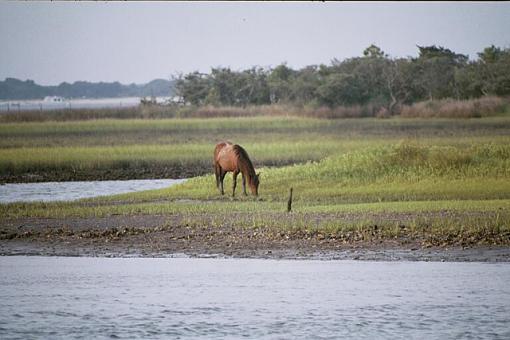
0, 96, 175, 112
0, 77, 175, 101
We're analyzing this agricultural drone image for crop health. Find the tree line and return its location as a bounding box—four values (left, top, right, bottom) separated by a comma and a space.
0, 78, 175, 100
175, 45, 510, 113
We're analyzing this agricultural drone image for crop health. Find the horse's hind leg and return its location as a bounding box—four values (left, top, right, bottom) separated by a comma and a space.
219, 169, 227, 195
242, 173, 247, 196
232, 170, 239, 197
214, 164, 220, 189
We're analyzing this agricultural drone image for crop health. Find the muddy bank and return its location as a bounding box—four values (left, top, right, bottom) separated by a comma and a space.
1, 215, 509, 262
0, 165, 208, 184
0, 160, 297, 184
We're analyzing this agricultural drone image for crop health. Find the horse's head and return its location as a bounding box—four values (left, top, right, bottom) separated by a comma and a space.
250, 172, 260, 196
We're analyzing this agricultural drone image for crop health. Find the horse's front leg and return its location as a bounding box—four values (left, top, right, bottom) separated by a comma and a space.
242, 173, 247, 196
232, 170, 239, 197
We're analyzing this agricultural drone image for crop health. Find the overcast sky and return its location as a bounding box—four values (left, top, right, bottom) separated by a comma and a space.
1, 2, 509, 85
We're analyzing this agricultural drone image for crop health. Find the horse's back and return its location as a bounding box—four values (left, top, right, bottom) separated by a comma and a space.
214, 141, 232, 161
214, 141, 238, 171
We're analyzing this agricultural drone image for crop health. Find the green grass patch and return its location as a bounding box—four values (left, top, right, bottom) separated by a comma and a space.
96, 142, 510, 204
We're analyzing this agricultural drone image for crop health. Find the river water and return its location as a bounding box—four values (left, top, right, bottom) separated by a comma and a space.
0, 257, 509, 339
0, 179, 186, 203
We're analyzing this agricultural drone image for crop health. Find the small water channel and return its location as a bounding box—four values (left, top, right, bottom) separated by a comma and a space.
0, 179, 186, 203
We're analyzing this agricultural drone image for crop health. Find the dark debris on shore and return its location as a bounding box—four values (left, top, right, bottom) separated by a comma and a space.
1, 214, 509, 262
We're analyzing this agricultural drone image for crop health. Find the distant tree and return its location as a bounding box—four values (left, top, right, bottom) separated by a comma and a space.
414, 45, 468, 100
317, 45, 390, 107
175, 72, 211, 105
477, 45, 510, 96
236, 67, 270, 106
363, 44, 386, 58
454, 61, 485, 98
172, 44, 509, 109
290, 65, 320, 105
268, 64, 295, 104
316, 72, 367, 107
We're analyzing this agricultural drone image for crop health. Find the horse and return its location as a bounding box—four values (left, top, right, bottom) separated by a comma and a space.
214, 141, 260, 197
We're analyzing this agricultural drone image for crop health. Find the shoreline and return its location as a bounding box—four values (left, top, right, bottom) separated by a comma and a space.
2, 241, 509, 263
2, 244, 510, 263
2, 215, 509, 262
0, 166, 206, 184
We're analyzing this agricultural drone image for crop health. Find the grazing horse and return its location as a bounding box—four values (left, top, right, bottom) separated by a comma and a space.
214, 142, 260, 196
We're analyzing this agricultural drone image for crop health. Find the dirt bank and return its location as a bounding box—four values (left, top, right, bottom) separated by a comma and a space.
0, 165, 209, 184
1, 214, 509, 262
0, 160, 298, 183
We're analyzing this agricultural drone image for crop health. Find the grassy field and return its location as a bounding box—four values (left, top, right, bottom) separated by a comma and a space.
1, 116, 510, 181
1, 115, 510, 247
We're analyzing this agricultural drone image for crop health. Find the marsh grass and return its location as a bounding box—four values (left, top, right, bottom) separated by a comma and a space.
3, 199, 509, 246
97, 142, 510, 204
1, 116, 509, 246
2, 149, 509, 246
1, 116, 510, 182
3, 143, 508, 216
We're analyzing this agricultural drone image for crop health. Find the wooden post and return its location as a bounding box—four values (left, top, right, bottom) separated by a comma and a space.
287, 187, 293, 213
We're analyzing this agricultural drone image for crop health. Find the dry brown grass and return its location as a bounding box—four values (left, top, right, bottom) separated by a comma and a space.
189, 104, 377, 119
1, 96, 508, 122
400, 96, 509, 118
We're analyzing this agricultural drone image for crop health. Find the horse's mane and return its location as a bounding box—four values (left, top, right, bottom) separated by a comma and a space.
232, 144, 256, 178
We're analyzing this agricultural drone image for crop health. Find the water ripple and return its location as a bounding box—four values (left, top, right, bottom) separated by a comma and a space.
0, 179, 186, 203
0, 257, 509, 339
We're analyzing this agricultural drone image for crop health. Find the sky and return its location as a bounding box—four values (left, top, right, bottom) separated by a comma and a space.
1, 1, 509, 85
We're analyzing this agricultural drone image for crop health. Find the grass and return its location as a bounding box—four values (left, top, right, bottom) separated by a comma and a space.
93, 142, 509, 203
3, 197, 510, 220
2, 142, 509, 230
1, 115, 509, 247
1, 116, 510, 182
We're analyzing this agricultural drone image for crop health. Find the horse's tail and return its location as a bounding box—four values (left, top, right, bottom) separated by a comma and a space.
213, 141, 231, 188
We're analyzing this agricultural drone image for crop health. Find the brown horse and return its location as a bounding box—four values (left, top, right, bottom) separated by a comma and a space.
214, 141, 260, 196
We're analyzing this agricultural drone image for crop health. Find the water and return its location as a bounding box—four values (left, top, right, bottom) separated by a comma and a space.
0, 257, 509, 339
0, 97, 172, 112
0, 179, 186, 203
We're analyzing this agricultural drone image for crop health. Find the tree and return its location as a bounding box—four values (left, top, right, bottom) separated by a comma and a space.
173, 44, 509, 109
175, 72, 211, 105
268, 64, 295, 104
414, 45, 468, 100
476, 46, 510, 96
290, 65, 320, 105
363, 44, 386, 59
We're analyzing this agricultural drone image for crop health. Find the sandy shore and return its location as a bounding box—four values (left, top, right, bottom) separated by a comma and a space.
1, 215, 509, 262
